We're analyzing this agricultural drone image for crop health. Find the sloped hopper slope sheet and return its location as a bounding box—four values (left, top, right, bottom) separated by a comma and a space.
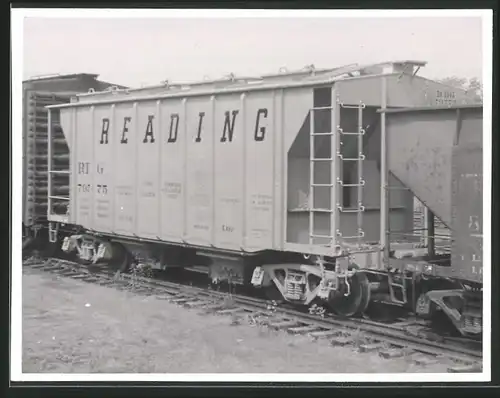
383, 105, 482, 229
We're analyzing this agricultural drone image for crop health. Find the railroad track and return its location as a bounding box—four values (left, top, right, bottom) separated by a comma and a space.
22, 256, 482, 373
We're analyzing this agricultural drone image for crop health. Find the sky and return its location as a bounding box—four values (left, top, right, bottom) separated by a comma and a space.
22, 15, 484, 88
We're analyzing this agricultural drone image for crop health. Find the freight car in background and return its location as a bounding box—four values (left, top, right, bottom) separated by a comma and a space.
44, 60, 483, 336
22, 73, 127, 248
382, 104, 483, 337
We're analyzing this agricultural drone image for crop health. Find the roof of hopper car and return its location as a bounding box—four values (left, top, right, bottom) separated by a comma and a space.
45, 60, 428, 109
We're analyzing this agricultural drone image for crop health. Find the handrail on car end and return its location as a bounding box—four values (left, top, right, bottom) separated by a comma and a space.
377, 104, 483, 114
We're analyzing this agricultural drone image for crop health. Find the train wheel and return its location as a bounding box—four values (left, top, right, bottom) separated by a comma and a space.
264, 270, 286, 303
264, 284, 283, 302
328, 272, 371, 317
43, 239, 62, 259
108, 242, 131, 273
22, 237, 37, 260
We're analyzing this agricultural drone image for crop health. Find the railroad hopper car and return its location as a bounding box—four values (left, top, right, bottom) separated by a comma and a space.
22, 73, 127, 247
45, 60, 475, 323
382, 105, 483, 336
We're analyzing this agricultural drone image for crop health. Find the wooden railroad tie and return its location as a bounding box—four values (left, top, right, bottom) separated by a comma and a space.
183, 300, 212, 308
169, 297, 192, 304
287, 325, 321, 335
411, 354, 439, 366
268, 320, 300, 330
447, 363, 482, 373
330, 336, 353, 347
72, 274, 91, 279
216, 307, 246, 315
155, 294, 175, 300
96, 280, 115, 286
358, 342, 386, 353
379, 348, 410, 359
309, 329, 343, 339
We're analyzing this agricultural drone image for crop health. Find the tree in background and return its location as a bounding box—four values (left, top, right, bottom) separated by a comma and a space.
437, 76, 483, 104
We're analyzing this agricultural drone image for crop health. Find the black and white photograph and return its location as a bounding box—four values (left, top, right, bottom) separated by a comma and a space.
10, 7, 492, 383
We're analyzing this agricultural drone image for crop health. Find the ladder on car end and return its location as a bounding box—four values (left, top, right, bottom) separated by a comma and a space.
308, 98, 366, 250
47, 108, 71, 224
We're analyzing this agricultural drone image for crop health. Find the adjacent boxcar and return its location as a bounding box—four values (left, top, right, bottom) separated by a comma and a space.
46, 61, 479, 321
22, 73, 127, 242
382, 105, 483, 335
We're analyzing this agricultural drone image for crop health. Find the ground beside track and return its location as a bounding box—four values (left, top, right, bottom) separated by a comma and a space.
22, 268, 453, 374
